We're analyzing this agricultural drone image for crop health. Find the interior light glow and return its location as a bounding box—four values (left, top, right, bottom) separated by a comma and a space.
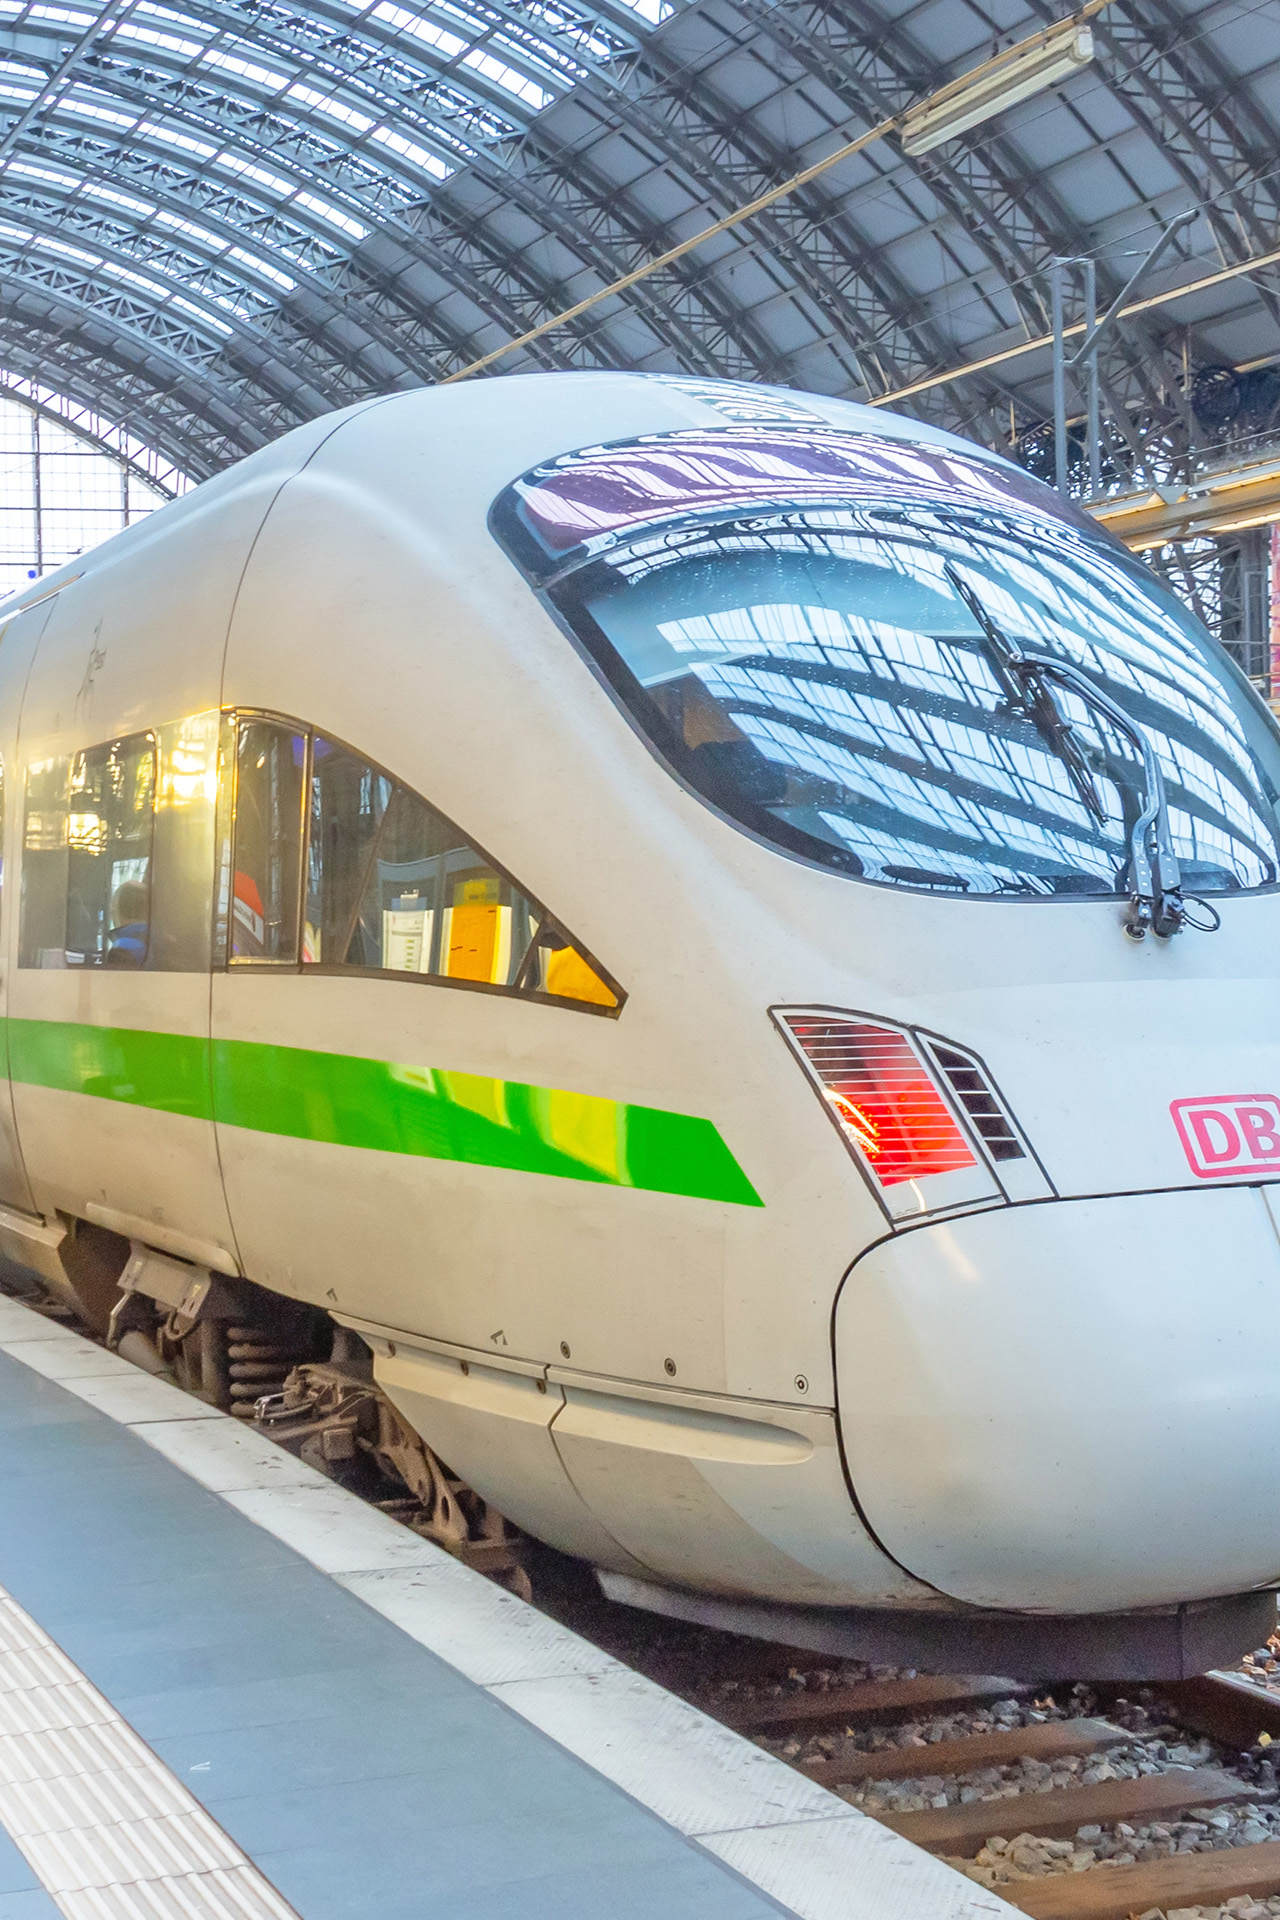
68, 811, 106, 855
781, 1015, 976, 1187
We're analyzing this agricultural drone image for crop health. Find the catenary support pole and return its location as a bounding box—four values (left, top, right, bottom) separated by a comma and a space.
1084, 258, 1101, 497
1052, 260, 1068, 495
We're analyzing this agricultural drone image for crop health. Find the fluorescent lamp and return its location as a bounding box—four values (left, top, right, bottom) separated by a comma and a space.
901, 18, 1094, 156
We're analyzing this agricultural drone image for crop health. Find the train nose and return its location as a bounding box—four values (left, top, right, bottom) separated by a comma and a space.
835, 1186, 1280, 1614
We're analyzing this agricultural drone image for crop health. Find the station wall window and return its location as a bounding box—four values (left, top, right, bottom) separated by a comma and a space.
19, 713, 219, 971
231, 716, 621, 1012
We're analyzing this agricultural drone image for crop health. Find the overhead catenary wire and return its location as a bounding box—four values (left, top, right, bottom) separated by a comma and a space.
870, 240, 1280, 407
430, 0, 1280, 408
457, 134, 1280, 411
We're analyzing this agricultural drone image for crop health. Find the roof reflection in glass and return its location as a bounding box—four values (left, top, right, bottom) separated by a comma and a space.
493, 431, 1280, 901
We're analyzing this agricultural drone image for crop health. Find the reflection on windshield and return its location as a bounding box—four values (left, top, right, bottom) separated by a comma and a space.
551, 509, 1280, 899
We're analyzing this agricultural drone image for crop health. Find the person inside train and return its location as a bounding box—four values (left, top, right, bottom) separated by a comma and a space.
105, 880, 149, 968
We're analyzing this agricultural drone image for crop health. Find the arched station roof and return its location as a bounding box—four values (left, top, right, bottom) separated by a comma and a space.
0, 0, 1274, 486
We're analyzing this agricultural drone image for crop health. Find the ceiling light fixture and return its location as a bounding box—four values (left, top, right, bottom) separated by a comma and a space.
442, 1, 1111, 384
900, 16, 1095, 157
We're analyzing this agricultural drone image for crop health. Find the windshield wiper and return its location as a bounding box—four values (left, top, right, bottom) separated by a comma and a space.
943, 565, 1190, 940
944, 564, 1104, 823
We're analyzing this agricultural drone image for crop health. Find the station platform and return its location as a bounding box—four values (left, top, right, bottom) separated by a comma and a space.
0, 1292, 1013, 1920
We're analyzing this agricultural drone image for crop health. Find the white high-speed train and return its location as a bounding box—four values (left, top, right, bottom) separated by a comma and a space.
2, 370, 1278, 1676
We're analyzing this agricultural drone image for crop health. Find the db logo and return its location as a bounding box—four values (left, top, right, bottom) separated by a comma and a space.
1171, 1095, 1280, 1178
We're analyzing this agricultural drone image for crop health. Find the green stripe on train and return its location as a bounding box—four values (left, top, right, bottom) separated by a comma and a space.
5, 1018, 762, 1208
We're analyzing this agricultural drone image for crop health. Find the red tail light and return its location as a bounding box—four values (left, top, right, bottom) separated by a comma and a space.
780, 1015, 976, 1186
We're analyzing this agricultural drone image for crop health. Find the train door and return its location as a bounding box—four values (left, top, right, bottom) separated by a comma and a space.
8, 523, 245, 1279
0, 597, 57, 1214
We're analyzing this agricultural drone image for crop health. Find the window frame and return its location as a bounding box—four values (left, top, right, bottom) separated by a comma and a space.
72, 728, 158, 969
221, 709, 625, 1018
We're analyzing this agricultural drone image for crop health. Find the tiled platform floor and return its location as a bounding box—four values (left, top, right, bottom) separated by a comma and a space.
0, 1345, 794, 1920
0, 1294, 1016, 1920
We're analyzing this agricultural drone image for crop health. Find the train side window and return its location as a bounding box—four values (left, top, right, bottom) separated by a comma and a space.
19, 756, 69, 967
304, 732, 620, 1010
513, 924, 619, 1008
231, 720, 306, 963
149, 711, 220, 972
303, 739, 393, 964
64, 734, 156, 967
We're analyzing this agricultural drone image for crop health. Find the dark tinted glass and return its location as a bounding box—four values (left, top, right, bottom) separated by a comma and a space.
64, 734, 156, 967
303, 740, 393, 964
232, 721, 305, 961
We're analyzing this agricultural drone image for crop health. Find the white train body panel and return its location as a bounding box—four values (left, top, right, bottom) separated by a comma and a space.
3, 372, 1279, 1631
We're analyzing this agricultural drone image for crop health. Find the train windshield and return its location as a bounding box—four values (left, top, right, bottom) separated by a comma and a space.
494, 429, 1280, 898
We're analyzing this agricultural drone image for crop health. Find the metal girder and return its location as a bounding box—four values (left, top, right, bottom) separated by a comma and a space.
0, 0, 1271, 511
0, 366, 183, 491
0, 302, 259, 475
1091, 446, 1280, 548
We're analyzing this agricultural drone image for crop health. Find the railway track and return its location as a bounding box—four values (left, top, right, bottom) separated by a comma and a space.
10, 1270, 1280, 1920
676, 1660, 1280, 1920
512, 1567, 1280, 1920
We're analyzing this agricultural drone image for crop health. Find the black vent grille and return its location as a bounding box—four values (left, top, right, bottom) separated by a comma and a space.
927, 1043, 1025, 1162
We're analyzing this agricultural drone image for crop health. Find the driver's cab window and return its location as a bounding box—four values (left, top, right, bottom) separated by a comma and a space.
230, 717, 621, 1013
